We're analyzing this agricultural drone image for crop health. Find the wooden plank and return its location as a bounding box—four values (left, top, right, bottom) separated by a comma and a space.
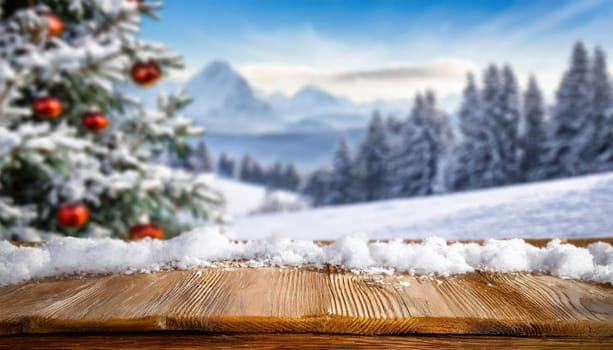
0, 267, 612, 337
1, 333, 613, 349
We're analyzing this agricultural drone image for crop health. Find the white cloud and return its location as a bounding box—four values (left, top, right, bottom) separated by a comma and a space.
238, 58, 475, 104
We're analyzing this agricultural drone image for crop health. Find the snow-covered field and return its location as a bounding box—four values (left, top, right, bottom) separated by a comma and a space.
230, 171, 613, 240
214, 177, 307, 216
2, 173, 613, 287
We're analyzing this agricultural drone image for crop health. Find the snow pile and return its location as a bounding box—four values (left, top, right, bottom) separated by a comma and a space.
1, 228, 612, 286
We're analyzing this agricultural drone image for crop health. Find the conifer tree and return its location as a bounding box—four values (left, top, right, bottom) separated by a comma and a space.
521, 76, 547, 179
425, 90, 454, 153
388, 93, 438, 197
353, 112, 390, 202
217, 153, 235, 178
592, 47, 612, 118
301, 168, 332, 206
189, 141, 214, 172
477, 64, 502, 187
239, 154, 256, 183
0, 0, 219, 239
491, 65, 521, 185
327, 136, 358, 204
283, 163, 301, 191
385, 115, 404, 136
267, 161, 284, 188
591, 46, 613, 172
446, 73, 487, 191
539, 42, 594, 179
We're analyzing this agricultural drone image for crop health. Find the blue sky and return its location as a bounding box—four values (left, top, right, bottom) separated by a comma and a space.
141, 0, 613, 107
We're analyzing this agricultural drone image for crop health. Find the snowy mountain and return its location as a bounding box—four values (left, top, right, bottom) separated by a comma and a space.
182, 60, 412, 134
284, 85, 350, 111
184, 61, 280, 133
231, 171, 613, 240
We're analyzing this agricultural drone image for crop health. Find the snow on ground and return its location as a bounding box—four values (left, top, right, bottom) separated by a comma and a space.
2, 173, 613, 286
2, 228, 612, 286
214, 177, 307, 216
231, 172, 613, 240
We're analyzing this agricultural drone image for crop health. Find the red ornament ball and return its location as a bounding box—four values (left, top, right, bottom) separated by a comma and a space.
45, 14, 65, 37
130, 60, 161, 86
32, 96, 63, 118
56, 203, 89, 228
129, 223, 164, 240
82, 111, 109, 131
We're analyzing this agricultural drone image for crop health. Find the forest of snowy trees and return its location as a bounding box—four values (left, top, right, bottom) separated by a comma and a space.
173, 142, 302, 191
172, 42, 612, 207
303, 42, 613, 206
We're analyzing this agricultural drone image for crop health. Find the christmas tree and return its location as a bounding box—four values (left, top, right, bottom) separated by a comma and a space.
0, 1, 221, 240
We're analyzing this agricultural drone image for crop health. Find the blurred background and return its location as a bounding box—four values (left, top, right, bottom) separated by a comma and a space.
128, 0, 612, 235
5, 0, 610, 240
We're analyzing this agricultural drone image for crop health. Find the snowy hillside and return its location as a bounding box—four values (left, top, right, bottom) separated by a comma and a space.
214, 178, 307, 216
231, 172, 613, 240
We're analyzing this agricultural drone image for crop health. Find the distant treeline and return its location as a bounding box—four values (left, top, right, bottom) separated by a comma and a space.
303, 42, 613, 206
171, 142, 302, 192
174, 42, 612, 207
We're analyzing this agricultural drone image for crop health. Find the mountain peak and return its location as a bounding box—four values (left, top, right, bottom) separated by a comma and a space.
291, 84, 347, 107
201, 60, 234, 75
189, 60, 242, 84
184, 60, 279, 133
295, 85, 334, 98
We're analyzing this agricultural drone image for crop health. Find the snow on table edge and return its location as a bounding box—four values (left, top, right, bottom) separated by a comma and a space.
1, 227, 613, 286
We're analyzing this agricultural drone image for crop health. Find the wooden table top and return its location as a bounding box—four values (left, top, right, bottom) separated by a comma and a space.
1, 236, 612, 347
1, 267, 612, 337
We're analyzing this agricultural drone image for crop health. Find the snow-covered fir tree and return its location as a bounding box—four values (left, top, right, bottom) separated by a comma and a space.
301, 168, 332, 207
239, 154, 257, 183
454, 64, 521, 189
0, 0, 220, 239
425, 90, 454, 153
591, 46, 613, 172
267, 161, 284, 188
489, 65, 521, 185
353, 112, 391, 202
597, 109, 613, 170
521, 76, 547, 179
592, 47, 612, 119
385, 115, 404, 136
538, 42, 594, 179
189, 141, 214, 172
282, 163, 301, 191
446, 73, 488, 191
326, 136, 358, 205
478, 64, 503, 188
424, 91, 454, 193
217, 152, 235, 178
388, 93, 440, 197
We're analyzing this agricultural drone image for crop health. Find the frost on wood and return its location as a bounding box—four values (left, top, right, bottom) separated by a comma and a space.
1, 229, 612, 286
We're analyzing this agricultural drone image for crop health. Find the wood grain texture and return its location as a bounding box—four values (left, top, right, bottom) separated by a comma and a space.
1, 333, 613, 349
1, 267, 612, 337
